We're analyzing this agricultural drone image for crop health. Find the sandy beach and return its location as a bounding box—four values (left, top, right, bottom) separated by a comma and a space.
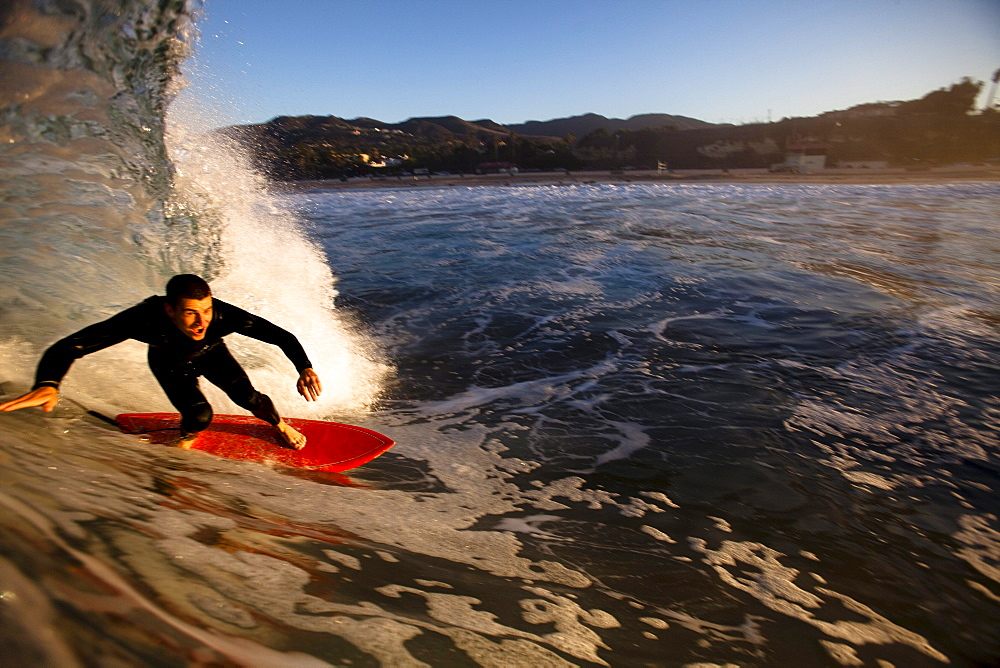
286, 165, 1000, 191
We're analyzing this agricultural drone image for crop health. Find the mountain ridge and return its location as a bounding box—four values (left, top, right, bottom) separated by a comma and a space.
507, 112, 714, 137
235, 111, 714, 144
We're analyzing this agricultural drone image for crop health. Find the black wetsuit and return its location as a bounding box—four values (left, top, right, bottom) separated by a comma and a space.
34, 297, 312, 434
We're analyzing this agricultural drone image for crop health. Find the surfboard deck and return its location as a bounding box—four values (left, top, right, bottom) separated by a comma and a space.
116, 413, 394, 473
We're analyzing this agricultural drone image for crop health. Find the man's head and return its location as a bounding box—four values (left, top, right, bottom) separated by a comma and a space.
164, 274, 213, 341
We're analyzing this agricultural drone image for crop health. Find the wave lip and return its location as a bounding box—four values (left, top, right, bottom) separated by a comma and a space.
1, 0, 198, 324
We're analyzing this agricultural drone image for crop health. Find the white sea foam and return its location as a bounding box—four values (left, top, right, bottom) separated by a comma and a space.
690, 537, 948, 661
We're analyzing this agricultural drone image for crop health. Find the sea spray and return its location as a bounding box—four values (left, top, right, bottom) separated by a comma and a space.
162, 113, 390, 415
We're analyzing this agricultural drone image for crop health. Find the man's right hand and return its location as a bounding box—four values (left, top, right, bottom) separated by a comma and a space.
0, 386, 60, 413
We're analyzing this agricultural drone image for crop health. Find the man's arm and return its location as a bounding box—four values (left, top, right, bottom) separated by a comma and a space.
33, 314, 133, 389
223, 302, 323, 401
0, 309, 135, 413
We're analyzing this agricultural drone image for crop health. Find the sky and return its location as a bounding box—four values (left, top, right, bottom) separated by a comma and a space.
176, 0, 1000, 128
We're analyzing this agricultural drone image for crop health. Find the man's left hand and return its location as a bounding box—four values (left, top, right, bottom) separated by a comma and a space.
297, 368, 322, 402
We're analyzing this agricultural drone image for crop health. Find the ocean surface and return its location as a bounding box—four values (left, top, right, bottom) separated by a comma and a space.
2, 2, 999, 666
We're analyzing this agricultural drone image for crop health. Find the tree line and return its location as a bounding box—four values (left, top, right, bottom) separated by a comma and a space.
219, 78, 999, 180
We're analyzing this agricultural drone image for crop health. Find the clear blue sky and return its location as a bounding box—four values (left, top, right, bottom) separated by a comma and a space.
177, 0, 999, 128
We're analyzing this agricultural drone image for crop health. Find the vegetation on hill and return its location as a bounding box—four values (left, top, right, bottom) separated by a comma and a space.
507, 112, 714, 137
219, 78, 999, 180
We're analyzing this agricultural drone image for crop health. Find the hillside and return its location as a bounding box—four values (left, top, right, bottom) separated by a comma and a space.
219, 78, 999, 180
508, 112, 714, 137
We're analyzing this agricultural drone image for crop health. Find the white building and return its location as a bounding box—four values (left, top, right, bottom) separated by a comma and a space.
775, 141, 830, 173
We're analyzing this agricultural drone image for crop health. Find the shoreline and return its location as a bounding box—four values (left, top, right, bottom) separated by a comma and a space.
283, 166, 1000, 192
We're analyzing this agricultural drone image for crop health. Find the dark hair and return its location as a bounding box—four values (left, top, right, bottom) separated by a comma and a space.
165, 274, 211, 306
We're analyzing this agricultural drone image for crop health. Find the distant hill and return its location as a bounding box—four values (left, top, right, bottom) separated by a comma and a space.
393, 115, 512, 141
469, 119, 512, 133
226, 112, 715, 148
219, 78, 996, 180
508, 113, 715, 137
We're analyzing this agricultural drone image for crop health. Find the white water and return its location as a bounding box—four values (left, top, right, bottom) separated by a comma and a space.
161, 117, 389, 416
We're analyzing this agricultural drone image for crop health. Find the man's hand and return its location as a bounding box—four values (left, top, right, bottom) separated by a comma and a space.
0, 386, 60, 413
296, 368, 322, 402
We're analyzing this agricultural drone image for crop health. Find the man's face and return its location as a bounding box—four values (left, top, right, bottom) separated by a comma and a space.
165, 296, 213, 341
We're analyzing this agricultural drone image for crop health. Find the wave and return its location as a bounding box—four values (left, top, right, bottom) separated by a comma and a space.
0, 0, 387, 417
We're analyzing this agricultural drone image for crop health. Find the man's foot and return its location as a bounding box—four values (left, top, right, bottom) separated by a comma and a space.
175, 433, 198, 449
275, 420, 306, 450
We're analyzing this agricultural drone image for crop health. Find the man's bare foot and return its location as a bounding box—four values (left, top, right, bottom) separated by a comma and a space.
175, 433, 198, 449
275, 420, 306, 450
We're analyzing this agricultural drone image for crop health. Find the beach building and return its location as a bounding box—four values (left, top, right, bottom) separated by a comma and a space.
773, 140, 831, 173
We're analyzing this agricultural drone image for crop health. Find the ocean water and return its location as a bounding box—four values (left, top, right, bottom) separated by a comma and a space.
2, 2, 999, 666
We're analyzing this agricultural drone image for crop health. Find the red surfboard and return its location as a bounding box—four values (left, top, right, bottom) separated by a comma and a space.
116, 413, 394, 473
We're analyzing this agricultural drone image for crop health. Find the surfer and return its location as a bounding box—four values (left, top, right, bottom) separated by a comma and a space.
0, 274, 322, 450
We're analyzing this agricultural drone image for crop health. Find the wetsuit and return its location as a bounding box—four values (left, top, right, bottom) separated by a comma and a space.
33, 297, 312, 434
